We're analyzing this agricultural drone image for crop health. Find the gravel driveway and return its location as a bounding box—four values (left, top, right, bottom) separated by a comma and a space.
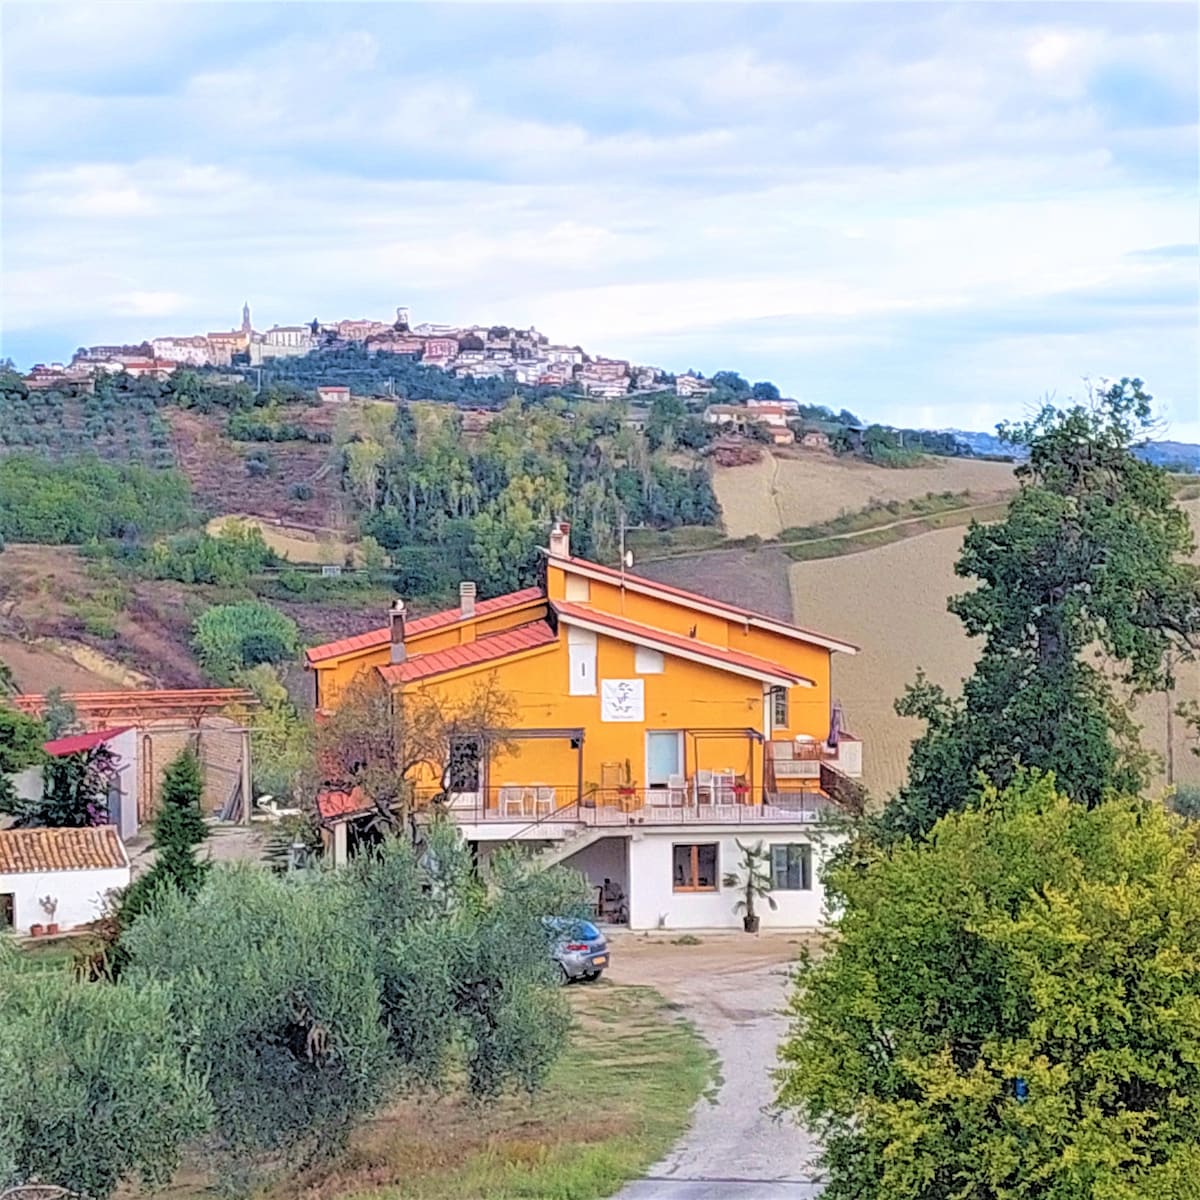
608, 934, 824, 1199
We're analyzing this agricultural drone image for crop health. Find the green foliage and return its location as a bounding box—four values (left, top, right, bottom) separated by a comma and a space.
131, 521, 279, 586
41, 686, 78, 738
3, 744, 116, 828
340, 826, 589, 1097
1172, 784, 1200, 820
126, 748, 209, 907
232, 664, 314, 804
0, 453, 191, 542
0, 951, 211, 1198
354, 399, 718, 599
227, 407, 332, 443
192, 599, 299, 682
644, 393, 713, 452
778, 773, 1200, 1199
885, 380, 1200, 841
0, 705, 46, 811
122, 864, 393, 1177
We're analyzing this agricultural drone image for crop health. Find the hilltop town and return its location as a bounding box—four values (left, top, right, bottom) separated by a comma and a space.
29, 303, 707, 401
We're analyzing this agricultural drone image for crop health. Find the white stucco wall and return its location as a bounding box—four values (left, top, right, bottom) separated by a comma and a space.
624, 827, 838, 931
0, 865, 131, 934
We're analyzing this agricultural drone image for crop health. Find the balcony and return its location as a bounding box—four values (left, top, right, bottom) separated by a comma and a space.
767, 734, 862, 780
439, 785, 844, 830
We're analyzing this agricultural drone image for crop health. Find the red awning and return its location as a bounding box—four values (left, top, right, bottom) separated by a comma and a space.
42, 727, 133, 757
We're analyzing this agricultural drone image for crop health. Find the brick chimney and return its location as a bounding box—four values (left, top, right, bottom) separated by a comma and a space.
459, 580, 477, 619
389, 599, 407, 664
548, 520, 571, 559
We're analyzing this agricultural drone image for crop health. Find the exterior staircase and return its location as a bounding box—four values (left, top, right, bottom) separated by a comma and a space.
523, 820, 612, 870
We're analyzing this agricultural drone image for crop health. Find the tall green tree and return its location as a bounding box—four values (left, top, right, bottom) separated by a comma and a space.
778, 773, 1200, 1200
0, 705, 45, 811
883, 380, 1200, 840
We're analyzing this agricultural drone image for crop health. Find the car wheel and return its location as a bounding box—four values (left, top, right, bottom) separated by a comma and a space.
558, 964, 572, 985
583, 970, 602, 982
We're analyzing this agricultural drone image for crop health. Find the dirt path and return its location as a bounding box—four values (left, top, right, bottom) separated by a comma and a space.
609, 934, 824, 1199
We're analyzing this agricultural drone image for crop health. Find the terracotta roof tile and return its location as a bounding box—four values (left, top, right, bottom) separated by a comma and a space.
551, 601, 811, 686
377, 620, 557, 684
0, 826, 129, 873
306, 586, 544, 664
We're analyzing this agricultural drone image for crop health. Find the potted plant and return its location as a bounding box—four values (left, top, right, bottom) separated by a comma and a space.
617, 759, 638, 805
29, 923, 45, 938
39, 894, 59, 936
723, 839, 777, 934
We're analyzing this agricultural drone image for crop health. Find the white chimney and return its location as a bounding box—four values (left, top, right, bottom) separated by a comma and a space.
548, 520, 571, 559
460, 580, 477, 618
389, 599, 407, 664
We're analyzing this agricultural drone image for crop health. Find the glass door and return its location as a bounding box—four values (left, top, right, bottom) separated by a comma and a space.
646, 731, 683, 789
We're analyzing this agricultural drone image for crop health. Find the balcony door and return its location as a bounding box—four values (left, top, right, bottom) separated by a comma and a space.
646, 730, 683, 791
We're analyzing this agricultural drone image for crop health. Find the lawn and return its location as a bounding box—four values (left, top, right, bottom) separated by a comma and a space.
266, 981, 713, 1200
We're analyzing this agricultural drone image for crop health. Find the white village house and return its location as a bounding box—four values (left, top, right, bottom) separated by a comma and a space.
0, 826, 131, 935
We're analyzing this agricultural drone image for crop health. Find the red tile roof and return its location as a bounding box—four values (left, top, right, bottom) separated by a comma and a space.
0, 826, 129, 873
305, 586, 544, 664
316, 786, 372, 820
377, 620, 557, 684
555, 556, 858, 653
42, 727, 133, 757
551, 601, 811, 686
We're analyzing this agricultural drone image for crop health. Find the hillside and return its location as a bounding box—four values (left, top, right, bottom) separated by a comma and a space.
787, 496, 1200, 800
712, 450, 1018, 540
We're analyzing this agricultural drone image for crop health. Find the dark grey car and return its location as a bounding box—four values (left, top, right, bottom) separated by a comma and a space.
544, 917, 610, 982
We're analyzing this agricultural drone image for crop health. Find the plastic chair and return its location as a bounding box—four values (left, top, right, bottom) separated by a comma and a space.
499, 785, 524, 818
535, 785, 555, 818
667, 773, 686, 806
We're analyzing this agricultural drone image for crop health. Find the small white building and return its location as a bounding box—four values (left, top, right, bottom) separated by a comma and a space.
0, 826, 131, 935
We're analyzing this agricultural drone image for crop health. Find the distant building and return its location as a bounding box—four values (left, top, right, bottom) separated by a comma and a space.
799, 429, 831, 451
366, 334, 425, 356
581, 377, 630, 399
423, 337, 460, 365
580, 358, 629, 383
151, 335, 212, 367
676, 373, 712, 399
316, 385, 351, 404
337, 319, 390, 342
121, 358, 179, 380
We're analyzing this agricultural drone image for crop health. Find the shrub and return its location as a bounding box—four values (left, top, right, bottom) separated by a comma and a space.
192, 600, 299, 683
290, 482, 315, 501
123, 865, 393, 1178
1173, 783, 1200, 820
778, 773, 1200, 1198
0, 950, 211, 1198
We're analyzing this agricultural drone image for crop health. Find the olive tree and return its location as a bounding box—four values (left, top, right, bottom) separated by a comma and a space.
778, 773, 1200, 1199
0, 950, 210, 1198
122, 865, 392, 1180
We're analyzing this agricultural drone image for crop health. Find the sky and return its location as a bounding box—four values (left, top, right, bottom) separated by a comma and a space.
2, 1, 1197, 438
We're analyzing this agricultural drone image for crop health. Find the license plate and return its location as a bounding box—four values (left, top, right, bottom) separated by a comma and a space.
591, 956, 608, 967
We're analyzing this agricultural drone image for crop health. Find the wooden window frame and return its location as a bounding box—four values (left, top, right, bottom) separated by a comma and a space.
771, 686, 789, 730
672, 842, 719, 893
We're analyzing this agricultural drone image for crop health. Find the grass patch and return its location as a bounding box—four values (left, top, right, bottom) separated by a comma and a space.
148, 983, 711, 1200
670, 935, 703, 946
10, 935, 96, 974
625, 526, 727, 555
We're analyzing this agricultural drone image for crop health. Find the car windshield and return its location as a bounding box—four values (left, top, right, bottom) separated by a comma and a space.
544, 917, 601, 941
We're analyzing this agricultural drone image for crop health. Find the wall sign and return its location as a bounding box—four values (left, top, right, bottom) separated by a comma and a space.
601, 678, 644, 722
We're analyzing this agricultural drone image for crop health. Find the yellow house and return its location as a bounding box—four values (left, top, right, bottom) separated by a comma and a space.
307, 522, 863, 931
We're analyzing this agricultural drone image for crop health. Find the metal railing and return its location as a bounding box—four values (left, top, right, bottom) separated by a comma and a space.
432, 785, 841, 828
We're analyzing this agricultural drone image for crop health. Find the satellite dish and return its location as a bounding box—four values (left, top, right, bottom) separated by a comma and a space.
623, 550, 634, 568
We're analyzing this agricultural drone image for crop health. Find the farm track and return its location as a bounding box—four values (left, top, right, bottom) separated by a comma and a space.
638, 499, 1007, 565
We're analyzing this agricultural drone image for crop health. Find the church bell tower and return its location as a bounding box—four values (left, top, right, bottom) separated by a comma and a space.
241, 301, 252, 335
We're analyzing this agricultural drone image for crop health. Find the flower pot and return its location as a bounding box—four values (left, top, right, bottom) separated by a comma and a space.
46, 923, 60, 936
743, 914, 760, 935
29, 923, 45, 938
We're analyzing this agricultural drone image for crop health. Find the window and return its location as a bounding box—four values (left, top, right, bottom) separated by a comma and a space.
448, 737, 482, 792
771, 687, 789, 729
568, 626, 597, 695
673, 843, 718, 891
635, 646, 664, 674
771, 843, 812, 890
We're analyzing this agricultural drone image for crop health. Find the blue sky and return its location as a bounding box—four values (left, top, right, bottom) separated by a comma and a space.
2, 1, 1197, 437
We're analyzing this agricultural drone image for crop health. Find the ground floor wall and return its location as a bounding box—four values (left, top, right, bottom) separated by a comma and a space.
624, 828, 836, 931
0, 866, 131, 934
